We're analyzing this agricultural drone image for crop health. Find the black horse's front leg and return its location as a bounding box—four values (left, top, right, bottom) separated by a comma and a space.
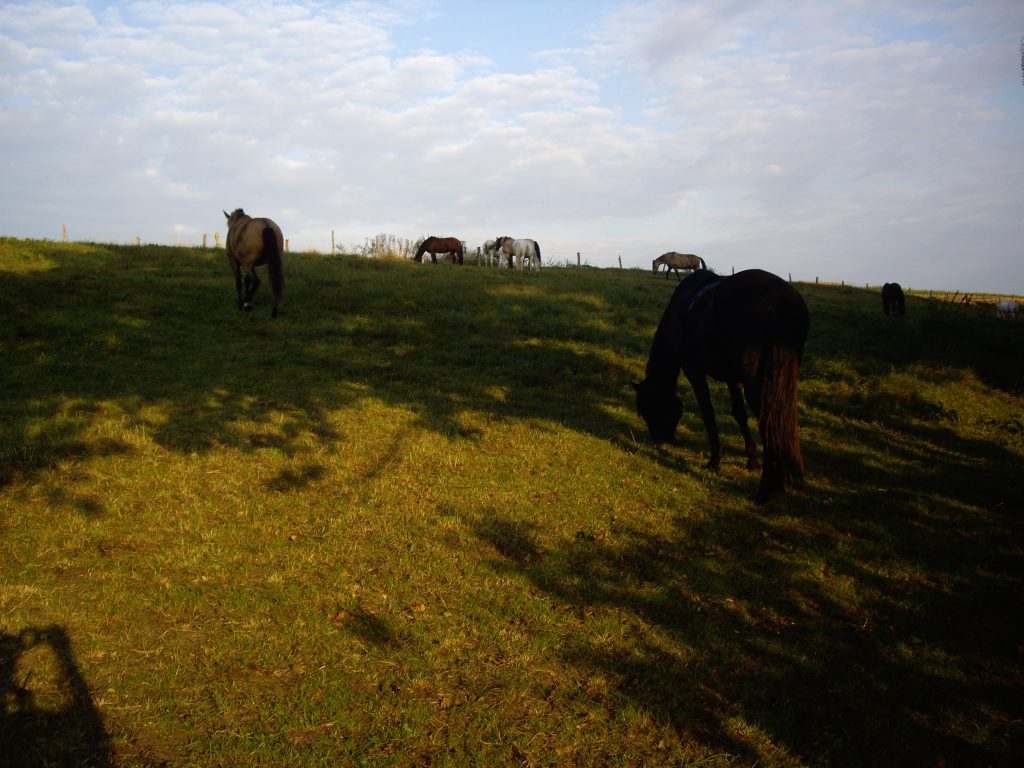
727, 381, 759, 470
687, 374, 721, 468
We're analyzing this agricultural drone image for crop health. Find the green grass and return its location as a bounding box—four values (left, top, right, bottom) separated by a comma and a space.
1, 238, 1022, 766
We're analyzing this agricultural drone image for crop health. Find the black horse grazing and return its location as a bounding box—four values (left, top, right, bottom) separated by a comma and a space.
882, 282, 905, 316
633, 269, 810, 503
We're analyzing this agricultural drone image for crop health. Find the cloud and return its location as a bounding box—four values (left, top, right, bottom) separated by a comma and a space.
0, 1, 1021, 291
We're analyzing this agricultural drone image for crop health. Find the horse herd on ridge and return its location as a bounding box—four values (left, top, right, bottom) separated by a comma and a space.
222, 208, 1018, 504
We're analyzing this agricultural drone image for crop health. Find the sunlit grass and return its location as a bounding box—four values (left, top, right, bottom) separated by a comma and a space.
1, 239, 1022, 766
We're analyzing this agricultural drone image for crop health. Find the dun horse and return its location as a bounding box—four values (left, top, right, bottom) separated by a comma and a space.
224, 208, 285, 318
415, 236, 464, 264
652, 252, 706, 280
633, 269, 809, 503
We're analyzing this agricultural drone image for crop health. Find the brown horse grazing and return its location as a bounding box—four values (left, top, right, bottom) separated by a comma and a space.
415, 236, 464, 264
224, 209, 285, 318
632, 269, 809, 503
881, 282, 905, 317
652, 252, 706, 279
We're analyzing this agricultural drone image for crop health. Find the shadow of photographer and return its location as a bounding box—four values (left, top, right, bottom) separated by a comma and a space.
1, 625, 112, 767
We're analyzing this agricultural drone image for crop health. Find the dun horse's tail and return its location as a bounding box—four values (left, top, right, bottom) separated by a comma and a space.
758, 343, 804, 496
263, 226, 284, 319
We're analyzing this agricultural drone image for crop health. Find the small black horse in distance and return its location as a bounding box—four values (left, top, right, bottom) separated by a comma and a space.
882, 282, 906, 317
633, 269, 810, 503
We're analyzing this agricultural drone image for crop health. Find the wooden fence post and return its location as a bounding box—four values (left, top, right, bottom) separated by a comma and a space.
62, 224, 68, 243
215, 232, 221, 248
618, 255, 622, 269
202, 233, 207, 248
331, 230, 335, 254
577, 252, 581, 267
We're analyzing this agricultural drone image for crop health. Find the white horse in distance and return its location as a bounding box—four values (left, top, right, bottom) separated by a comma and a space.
494, 236, 541, 270
996, 300, 1019, 319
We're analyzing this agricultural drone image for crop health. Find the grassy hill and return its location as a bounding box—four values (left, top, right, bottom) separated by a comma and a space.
1, 238, 1021, 766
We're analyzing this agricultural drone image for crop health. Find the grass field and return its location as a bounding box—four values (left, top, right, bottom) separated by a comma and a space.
1, 238, 1022, 767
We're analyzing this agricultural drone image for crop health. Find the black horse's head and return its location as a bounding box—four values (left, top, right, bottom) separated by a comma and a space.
632, 379, 683, 444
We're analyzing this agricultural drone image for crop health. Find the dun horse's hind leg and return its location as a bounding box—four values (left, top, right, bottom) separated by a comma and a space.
242, 267, 260, 311
230, 259, 245, 311
727, 382, 759, 470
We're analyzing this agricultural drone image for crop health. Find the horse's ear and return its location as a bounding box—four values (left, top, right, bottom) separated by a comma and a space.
223, 210, 229, 220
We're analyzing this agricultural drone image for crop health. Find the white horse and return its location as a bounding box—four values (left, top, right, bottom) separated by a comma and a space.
995, 300, 1019, 319
482, 239, 501, 267
494, 236, 542, 270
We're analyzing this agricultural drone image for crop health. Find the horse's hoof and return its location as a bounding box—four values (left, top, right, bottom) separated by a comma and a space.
243, 302, 253, 312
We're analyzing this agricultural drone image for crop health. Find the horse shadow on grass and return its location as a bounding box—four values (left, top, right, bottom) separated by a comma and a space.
0, 625, 113, 767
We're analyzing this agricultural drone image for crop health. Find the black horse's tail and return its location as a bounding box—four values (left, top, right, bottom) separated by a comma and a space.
263, 226, 284, 319
758, 343, 805, 498
698, 256, 707, 270
533, 241, 542, 266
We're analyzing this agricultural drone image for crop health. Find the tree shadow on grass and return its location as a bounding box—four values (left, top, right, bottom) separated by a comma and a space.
0, 244, 657, 495
471, 473, 1022, 765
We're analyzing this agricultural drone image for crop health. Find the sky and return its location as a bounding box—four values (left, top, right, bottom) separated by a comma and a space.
1, 0, 1022, 293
